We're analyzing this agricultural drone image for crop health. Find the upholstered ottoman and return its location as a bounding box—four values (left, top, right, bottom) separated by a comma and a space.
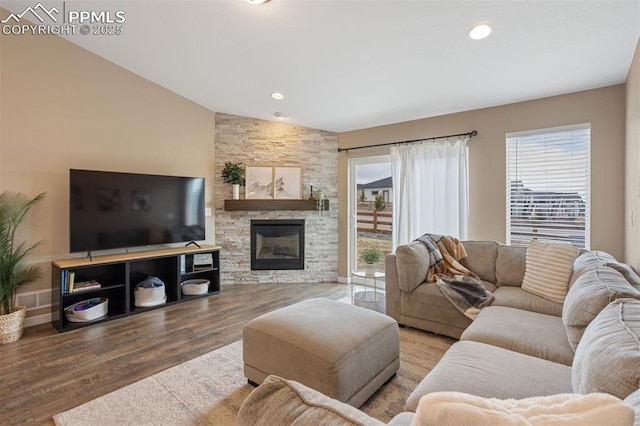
243, 298, 400, 407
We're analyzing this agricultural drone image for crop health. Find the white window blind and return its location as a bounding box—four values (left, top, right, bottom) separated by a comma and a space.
506, 125, 590, 249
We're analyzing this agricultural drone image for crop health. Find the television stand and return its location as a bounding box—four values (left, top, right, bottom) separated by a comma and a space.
51, 244, 221, 332
185, 241, 201, 249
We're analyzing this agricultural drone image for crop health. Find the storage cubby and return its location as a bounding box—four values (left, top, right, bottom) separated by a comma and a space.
179, 251, 220, 301
51, 245, 221, 332
130, 257, 180, 311
61, 286, 128, 330
74, 263, 126, 287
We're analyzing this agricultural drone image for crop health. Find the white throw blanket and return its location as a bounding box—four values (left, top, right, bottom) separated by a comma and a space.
412, 392, 634, 426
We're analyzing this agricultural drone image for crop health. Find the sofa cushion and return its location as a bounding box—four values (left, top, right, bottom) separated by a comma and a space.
570, 250, 640, 289
481, 280, 497, 292
401, 282, 472, 333
569, 250, 616, 287
495, 245, 526, 286
236, 375, 385, 426
521, 240, 578, 304
460, 306, 574, 365
462, 240, 499, 283
572, 298, 640, 399
492, 286, 563, 316
607, 261, 640, 289
387, 412, 415, 425
562, 266, 640, 351
405, 341, 572, 412
573, 250, 615, 270
623, 389, 640, 426
412, 391, 634, 426
395, 240, 429, 293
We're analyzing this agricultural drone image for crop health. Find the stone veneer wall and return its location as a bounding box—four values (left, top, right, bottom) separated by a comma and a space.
214, 113, 339, 284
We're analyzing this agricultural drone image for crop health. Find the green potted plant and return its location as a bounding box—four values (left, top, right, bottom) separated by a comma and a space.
221, 162, 245, 200
0, 191, 45, 344
360, 246, 382, 276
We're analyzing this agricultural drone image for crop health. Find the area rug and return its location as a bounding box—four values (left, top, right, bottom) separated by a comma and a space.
53, 340, 251, 426
53, 327, 453, 425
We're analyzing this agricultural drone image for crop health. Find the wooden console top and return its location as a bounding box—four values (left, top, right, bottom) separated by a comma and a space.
53, 244, 221, 269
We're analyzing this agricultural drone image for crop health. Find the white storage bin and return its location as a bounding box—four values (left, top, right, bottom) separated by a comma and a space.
65, 297, 108, 323
181, 279, 210, 296
135, 285, 166, 307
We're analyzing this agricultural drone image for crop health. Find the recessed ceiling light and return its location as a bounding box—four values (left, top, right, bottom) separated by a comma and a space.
271, 92, 284, 100
273, 112, 286, 120
469, 23, 492, 40
246, 0, 270, 4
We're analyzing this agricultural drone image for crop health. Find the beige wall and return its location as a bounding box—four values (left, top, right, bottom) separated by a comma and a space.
0, 29, 216, 322
0, 25, 3, 192
626, 39, 640, 269
338, 85, 626, 279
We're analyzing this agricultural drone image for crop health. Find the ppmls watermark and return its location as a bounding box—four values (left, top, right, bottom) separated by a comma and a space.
1, 2, 126, 36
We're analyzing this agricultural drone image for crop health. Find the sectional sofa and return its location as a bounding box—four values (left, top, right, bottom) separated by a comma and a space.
386, 240, 572, 340
237, 242, 640, 425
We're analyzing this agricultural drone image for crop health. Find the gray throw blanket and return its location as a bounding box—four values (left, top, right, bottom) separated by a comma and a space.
437, 274, 495, 320
417, 234, 494, 320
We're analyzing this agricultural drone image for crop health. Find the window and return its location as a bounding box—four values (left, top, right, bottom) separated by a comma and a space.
506, 124, 590, 249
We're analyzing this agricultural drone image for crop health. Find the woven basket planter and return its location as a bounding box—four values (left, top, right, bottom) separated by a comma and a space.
0, 306, 26, 344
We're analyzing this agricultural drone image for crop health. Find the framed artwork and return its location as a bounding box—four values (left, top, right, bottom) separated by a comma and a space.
274, 166, 302, 199
245, 166, 274, 199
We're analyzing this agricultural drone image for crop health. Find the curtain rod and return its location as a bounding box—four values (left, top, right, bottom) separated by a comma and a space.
337, 130, 478, 153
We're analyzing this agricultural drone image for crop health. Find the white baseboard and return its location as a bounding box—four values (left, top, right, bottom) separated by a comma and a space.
337, 276, 350, 284
25, 312, 52, 328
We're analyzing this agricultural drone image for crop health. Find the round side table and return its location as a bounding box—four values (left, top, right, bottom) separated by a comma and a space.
351, 269, 385, 313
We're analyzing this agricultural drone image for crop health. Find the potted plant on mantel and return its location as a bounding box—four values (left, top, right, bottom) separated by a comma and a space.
221, 162, 245, 200
360, 247, 382, 276
0, 191, 45, 344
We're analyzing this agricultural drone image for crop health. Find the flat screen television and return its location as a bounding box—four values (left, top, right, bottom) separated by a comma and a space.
69, 169, 205, 253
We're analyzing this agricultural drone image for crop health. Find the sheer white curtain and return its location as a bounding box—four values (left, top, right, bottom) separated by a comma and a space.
391, 137, 469, 250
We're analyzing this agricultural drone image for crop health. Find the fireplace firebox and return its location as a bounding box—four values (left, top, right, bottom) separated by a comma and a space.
250, 219, 305, 270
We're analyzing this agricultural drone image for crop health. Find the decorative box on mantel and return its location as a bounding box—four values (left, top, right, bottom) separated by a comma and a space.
224, 199, 329, 212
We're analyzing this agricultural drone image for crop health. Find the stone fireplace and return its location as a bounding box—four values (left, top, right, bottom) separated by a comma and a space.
214, 113, 338, 284
251, 219, 305, 270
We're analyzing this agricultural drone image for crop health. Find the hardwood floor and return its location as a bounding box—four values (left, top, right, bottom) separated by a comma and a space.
0, 283, 350, 425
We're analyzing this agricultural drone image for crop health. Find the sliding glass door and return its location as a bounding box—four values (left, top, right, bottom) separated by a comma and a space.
348, 155, 392, 276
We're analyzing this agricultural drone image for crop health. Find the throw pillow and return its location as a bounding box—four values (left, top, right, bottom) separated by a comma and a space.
562, 266, 640, 351
521, 240, 579, 304
572, 298, 640, 399
412, 391, 633, 426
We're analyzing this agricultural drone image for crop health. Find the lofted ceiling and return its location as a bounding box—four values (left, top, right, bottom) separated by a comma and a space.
3, 0, 640, 132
